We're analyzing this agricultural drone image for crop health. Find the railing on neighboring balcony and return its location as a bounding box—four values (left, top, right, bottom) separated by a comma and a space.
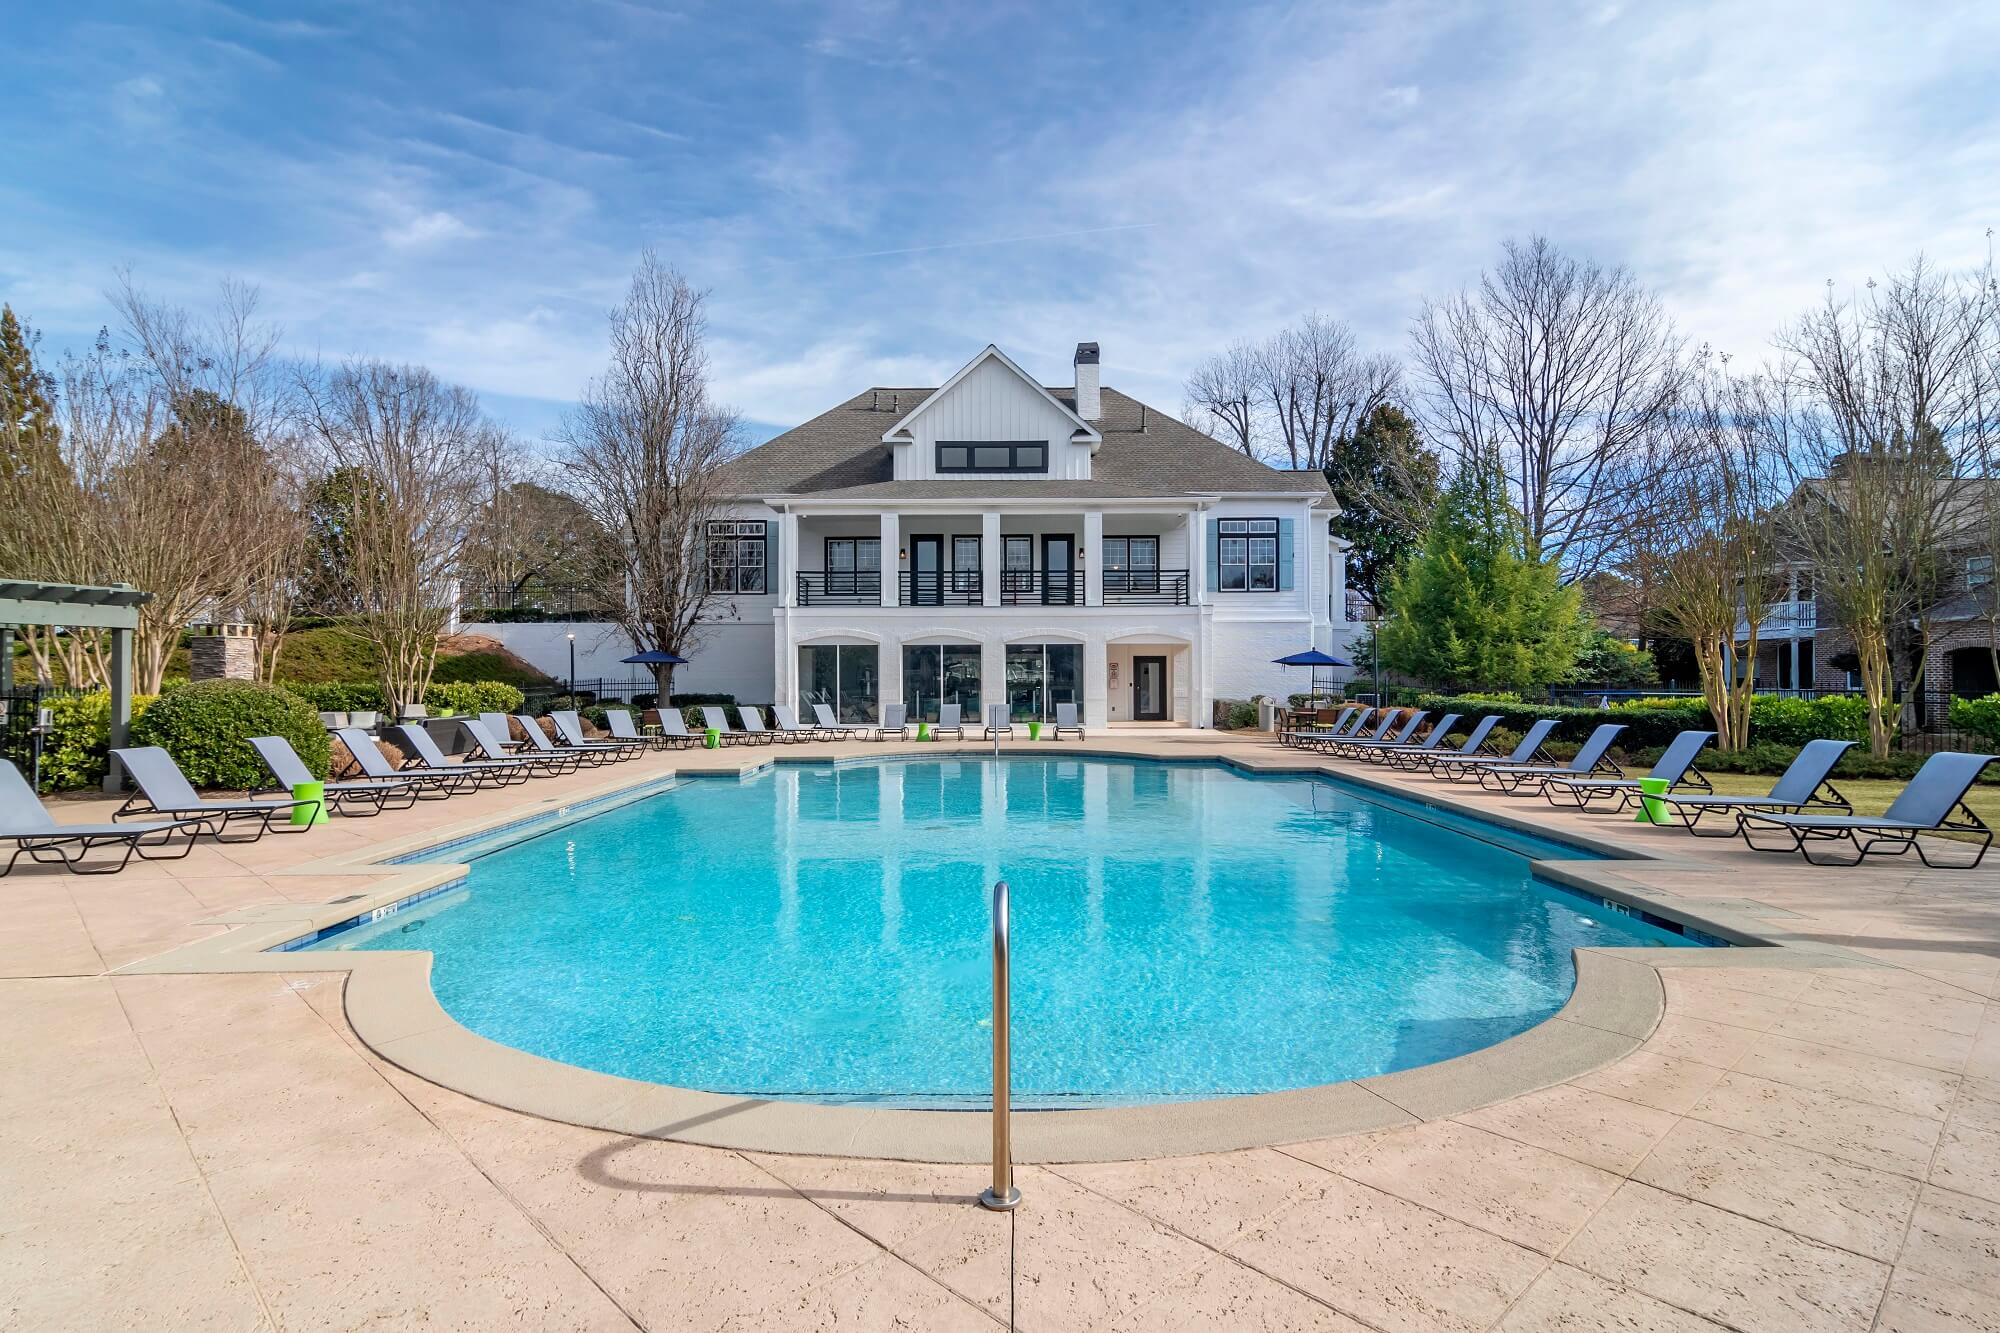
1000, 569, 1083, 605
1102, 568, 1190, 606
796, 570, 883, 606
899, 570, 983, 606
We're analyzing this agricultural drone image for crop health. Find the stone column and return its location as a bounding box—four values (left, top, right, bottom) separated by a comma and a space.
189, 623, 257, 682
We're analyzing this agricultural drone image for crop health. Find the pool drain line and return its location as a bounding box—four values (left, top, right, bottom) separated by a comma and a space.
980, 878, 1021, 1211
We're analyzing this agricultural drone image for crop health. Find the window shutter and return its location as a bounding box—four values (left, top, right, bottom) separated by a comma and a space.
1207, 519, 1221, 595
1278, 518, 1295, 591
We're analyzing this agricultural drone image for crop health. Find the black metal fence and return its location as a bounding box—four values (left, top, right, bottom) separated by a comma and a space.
459, 582, 616, 621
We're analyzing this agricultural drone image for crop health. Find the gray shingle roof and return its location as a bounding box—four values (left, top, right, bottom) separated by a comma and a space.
716, 386, 1330, 502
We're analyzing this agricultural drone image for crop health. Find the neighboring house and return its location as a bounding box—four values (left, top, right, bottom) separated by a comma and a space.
679, 341, 1352, 726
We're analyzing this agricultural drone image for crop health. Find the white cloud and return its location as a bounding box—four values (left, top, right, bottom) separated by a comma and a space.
382, 209, 478, 249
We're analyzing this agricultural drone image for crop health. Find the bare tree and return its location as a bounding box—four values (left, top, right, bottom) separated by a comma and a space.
1774, 259, 1997, 756
1638, 363, 1785, 751
558, 253, 740, 698
1411, 236, 1685, 579
1259, 315, 1400, 471
294, 361, 492, 717
1182, 340, 1261, 456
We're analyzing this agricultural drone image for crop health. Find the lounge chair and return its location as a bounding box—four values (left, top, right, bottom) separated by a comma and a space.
811, 703, 861, 740
552, 710, 642, 760
607, 708, 683, 751
249, 735, 421, 817
1053, 701, 1086, 740
1281, 705, 1356, 747
1739, 750, 1997, 868
1659, 738, 1855, 837
770, 705, 815, 741
1329, 710, 1433, 760
985, 704, 1015, 740
474, 717, 584, 775
477, 713, 529, 753
873, 704, 909, 741
655, 710, 700, 748
736, 707, 781, 745
699, 706, 752, 746
335, 726, 466, 798
1545, 729, 1714, 812
1420, 718, 1562, 782
1475, 723, 1627, 794
2, 758, 202, 876
1352, 713, 1460, 765
935, 704, 967, 739
1306, 710, 1400, 755
1387, 715, 1503, 772
110, 746, 320, 841
393, 723, 537, 788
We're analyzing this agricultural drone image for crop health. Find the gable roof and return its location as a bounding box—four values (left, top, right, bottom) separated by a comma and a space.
716, 386, 1332, 504
882, 344, 1101, 448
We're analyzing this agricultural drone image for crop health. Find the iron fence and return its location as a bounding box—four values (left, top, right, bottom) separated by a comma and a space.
459, 582, 616, 621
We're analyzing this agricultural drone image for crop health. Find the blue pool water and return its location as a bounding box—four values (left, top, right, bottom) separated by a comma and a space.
307, 757, 1693, 1105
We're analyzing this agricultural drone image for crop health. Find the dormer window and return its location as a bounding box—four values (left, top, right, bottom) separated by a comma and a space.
935, 440, 1048, 474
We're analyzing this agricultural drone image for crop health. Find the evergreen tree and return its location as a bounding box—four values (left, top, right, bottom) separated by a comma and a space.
1376, 450, 1588, 691
0, 304, 62, 478
1324, 404, 1440, 608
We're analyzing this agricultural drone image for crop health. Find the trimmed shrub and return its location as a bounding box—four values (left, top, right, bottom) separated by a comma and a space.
1213, 698, 1259, 730
668, 692, 737, 708
35, 691, 160, 792
1949, 694, 2000, 746
423, 680, 526, 716
285, 681, 387, 713
1748, 694, 1869, 745
129, 680, 330, 790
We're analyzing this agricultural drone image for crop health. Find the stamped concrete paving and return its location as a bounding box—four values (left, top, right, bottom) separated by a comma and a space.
3, 732, 1998, 1330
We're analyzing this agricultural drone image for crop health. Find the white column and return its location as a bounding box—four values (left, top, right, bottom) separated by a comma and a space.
879, 511, 899, 607
1084, 635, 1109, 728
879, 635, 903, 716
1189, 619, 1208, 728
982, 639, 1007, 722
772, 608, 792, 713
1083, 510, 1104, 606
779, 509, 800, 608
981, 510, 1001, 607
1185, 508, 1204, 605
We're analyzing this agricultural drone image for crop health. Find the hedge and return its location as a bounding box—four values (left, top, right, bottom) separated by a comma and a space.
285, 681, 387, 713
1949, 694, 2000, 745
1412, 692, 1872, 751
36, 691, 159, 793
129, 681, 331, 790
423, 680, 527, 716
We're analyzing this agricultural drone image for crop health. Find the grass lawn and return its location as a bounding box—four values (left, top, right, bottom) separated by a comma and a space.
1696, 772, 1998, 842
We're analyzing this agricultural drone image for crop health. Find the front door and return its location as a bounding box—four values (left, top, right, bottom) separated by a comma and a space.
1041, 534, 1073, 605
910, 535, 943, 605
1132, 655, 1168, 721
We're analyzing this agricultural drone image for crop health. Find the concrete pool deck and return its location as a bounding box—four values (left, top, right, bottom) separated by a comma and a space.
6, 731, 1999, 1329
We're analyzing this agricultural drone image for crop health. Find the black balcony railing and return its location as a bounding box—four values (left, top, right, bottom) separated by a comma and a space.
899, 570, 983, 606
796, 570, 882, 606
1000, 569, 1083, 605
1102, 569, 1190, 606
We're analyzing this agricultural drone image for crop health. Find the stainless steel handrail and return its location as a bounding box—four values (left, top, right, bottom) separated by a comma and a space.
979, 878, 1020, 1210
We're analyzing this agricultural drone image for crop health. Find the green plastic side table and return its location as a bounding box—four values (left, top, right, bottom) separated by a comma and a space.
290, 781, 329, 827
704, 729, 721, 750
1028, 721, 1043, 740
1636, 777, 1673, 825
917, 721, 932, 741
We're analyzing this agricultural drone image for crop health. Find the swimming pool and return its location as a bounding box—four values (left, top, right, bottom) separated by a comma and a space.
304, 756, 1696, 1106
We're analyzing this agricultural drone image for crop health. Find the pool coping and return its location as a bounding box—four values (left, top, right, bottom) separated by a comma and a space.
117, 742, 1886, 1163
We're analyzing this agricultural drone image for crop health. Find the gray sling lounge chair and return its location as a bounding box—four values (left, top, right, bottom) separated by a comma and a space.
1306, 710, 1398, 755
1054, 701, 1086, 740
477, 714, 528, 753
394, 723, 536, 788
935, 704, 967, 739
736, 707, 781, 745
111, 746, 320, 841
1357, 713, 1461, 765
873, 704, 909, 741
2, 759, 202, 876
1476, 723, 1626, 794
335, 727, 464, 799
549, 710, 637, 761
1544, 729, 1714, 812
770, 705, 815, 741
812, 703, 861, 739
655, 710, 699, 748
699, 706, 752, 746
1660, 738, 1855, 837
1389, 715, 1502, 772
250, 735, 421, 816
1341, 712, 1450, 762
1421, 718, 1562, 782
1739, 750, 1996, 868
1280, 705, 1357, 747
607, 708, 680, 751
984, 704, 1015, 739
479, 717, 585, 774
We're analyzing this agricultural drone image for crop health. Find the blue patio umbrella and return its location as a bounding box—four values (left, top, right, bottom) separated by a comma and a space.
620, 650, 688, 666
1272, 648, 1351, 703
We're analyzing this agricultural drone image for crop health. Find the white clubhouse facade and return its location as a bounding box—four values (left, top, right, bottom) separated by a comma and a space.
679, 341, 1354, 727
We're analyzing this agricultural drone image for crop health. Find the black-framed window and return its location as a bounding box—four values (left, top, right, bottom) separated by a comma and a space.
707, 520, 767, 594
952, 536, 982, 572
825, 537, 881, 573
1103, 537, 1158, 571
1003, 535, 1033, 571
1218, 518, 1278, 592
935, 440, 1048, 473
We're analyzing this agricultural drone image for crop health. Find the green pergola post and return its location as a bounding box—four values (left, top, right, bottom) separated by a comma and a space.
105, 625, 133, 792
0, 581, 152, 792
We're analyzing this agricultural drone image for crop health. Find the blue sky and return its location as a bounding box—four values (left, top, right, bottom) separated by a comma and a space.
5, 1, 1997, 446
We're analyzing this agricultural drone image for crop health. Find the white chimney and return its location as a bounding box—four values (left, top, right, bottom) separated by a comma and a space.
1073, 342, 1100, 421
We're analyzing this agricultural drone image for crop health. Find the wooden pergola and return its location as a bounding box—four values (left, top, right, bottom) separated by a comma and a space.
0, 581, 152, 791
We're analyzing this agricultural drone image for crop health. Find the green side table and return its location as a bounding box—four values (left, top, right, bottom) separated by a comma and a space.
1028, 721, 1043, 740
917, 721, 931, 742
290, 781, 329, 827
704, 729, 721, 750
1635, 777, 1673, 825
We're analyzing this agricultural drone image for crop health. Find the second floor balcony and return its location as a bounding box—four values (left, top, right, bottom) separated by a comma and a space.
792, 564, 1194, 609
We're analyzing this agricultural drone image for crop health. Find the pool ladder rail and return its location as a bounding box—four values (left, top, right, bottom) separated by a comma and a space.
980, 878, 1020, 1211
